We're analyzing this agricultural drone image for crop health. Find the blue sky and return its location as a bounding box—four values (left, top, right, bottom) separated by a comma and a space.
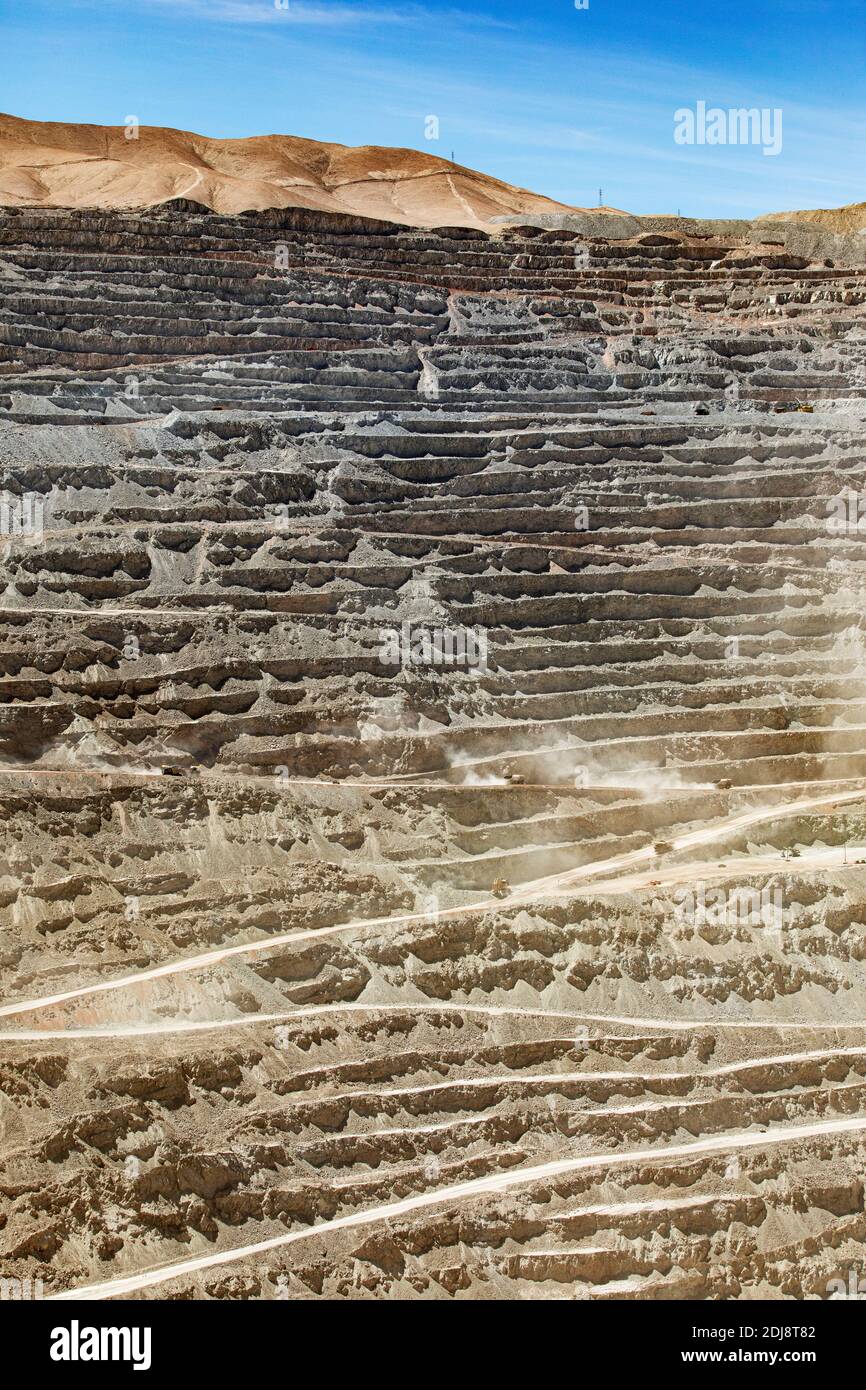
3, 0, 865, 216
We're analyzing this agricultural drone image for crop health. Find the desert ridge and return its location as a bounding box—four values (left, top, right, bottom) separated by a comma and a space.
0, 112, 622, 229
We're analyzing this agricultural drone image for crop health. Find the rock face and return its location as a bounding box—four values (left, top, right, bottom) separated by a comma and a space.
2, 200, 866, 1301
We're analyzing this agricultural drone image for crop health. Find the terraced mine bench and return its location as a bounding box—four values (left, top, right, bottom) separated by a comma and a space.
2, 203, 866, 1301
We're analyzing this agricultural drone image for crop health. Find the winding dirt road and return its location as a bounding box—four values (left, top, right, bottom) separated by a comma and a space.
49, 1114, 866, 1301
2, 783, 862, 1023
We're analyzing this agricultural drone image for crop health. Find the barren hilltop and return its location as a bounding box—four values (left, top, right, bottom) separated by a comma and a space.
759, 200, 866, 234
0, 112, 625, 229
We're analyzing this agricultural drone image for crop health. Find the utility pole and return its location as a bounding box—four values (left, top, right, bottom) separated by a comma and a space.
598, 187, 602, 206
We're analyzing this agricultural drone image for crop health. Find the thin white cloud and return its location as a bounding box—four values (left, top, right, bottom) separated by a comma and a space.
131, 0, 408, 23
120, 0, 513, 28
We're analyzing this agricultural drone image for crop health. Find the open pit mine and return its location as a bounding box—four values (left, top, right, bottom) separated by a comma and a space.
2, 179, 866, 1303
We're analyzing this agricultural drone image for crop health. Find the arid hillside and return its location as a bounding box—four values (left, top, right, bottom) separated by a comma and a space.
0, 113, 616, 230
759, 200, 866, 234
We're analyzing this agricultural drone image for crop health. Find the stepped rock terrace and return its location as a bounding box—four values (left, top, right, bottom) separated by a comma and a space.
2, 202, 866, 1301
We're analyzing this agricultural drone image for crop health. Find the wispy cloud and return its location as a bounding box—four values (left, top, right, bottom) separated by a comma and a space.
122, 0, 512, 28
382, 108, 601, 156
